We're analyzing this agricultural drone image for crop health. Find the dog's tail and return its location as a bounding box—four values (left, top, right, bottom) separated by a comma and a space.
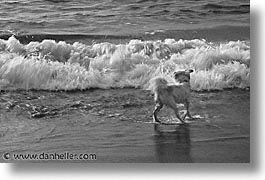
148, 77, 168, 93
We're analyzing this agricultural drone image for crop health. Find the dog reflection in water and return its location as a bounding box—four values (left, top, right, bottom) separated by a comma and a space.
154, 124, 192, 163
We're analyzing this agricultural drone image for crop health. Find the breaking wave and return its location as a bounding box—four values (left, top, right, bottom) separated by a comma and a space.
0, 36, 250, 91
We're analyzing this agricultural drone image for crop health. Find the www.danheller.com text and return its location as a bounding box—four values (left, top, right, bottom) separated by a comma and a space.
2, 152, 97, 161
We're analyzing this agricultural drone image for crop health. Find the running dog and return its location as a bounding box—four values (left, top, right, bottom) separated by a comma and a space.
151, 69, 194, 124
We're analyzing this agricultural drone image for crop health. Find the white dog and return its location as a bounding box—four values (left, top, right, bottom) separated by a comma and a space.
151, 69, 194, 124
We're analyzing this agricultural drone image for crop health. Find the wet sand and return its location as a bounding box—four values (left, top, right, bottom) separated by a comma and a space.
0, 88, 249, 163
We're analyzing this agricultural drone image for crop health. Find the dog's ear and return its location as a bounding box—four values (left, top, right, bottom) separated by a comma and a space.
174, 71, 181, 77
174, 71, 185, 80
188, 69, 194, 73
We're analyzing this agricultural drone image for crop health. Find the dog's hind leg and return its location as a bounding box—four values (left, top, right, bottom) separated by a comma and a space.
153, 103, 163, 123
184, 101, 193, 120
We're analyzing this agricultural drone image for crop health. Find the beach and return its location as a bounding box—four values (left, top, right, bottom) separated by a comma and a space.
0, 0, 249, 163
0, 88, 249, 162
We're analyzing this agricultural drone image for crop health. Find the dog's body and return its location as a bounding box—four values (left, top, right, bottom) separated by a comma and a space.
151, 69, 193, 124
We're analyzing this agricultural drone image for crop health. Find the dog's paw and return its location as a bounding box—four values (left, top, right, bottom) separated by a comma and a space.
179, 119, 188, 124
153, 121, 161, 124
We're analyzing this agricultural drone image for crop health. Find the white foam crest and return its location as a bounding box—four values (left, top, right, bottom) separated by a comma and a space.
191, 62, 249, 91
0, 36, 250, 91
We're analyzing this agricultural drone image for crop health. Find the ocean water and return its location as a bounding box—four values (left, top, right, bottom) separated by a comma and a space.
0, 0, 249, 36
0, 0, 250, 91
0, 36, 250, 91
0, 0, 250, 162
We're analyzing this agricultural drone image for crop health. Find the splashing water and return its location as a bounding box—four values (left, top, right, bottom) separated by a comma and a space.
0, 36, 249, 91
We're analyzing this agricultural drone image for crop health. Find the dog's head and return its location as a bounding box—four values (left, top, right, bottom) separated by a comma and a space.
174, 69, 194, 83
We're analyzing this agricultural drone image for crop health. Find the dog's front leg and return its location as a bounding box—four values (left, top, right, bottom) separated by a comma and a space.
173, 108, 186, 124
153, 104, 163, 123
168, 101, 186, 124
185, 101, 193, 120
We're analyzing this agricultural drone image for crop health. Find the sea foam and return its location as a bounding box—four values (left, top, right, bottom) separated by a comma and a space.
0, 36, 250, 91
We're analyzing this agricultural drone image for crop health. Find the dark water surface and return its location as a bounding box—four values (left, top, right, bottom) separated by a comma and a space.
0, 0, 249, 40
0, 89, 249, 162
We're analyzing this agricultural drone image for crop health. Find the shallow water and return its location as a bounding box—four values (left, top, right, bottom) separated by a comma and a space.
0, 88, 249, 162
